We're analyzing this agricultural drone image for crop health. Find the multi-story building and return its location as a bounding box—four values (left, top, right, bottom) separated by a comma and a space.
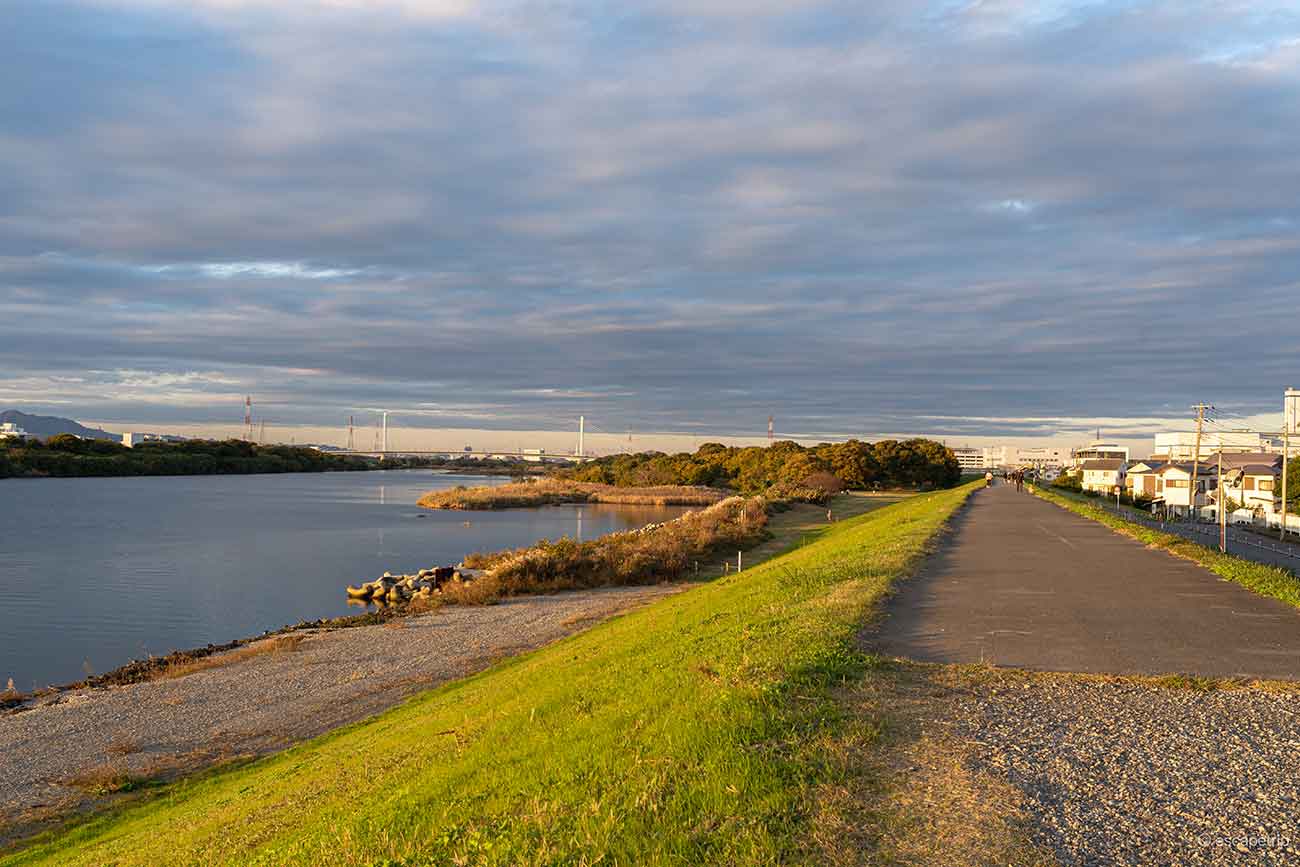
952, 444, 1069, 472
1009, 446, 1069, 471
1152, 431, 1264, 461
951, 446, 986, 472
1071, 440, 1130, 467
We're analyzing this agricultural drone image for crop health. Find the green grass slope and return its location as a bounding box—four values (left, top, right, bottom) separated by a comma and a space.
6, 484, 977, 866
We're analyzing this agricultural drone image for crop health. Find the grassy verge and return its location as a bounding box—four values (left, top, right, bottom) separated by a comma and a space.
5, 484, 977, 866
1033, 486, 1300, 609
418, 479, 728, 510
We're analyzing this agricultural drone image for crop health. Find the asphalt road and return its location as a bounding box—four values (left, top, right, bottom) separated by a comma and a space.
873, 483, 1300, 678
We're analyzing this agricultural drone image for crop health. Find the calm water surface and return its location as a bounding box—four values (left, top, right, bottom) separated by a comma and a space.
0, 470, 688, 689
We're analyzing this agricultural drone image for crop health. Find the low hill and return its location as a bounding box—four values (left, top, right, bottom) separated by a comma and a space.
0, 410, 119, 441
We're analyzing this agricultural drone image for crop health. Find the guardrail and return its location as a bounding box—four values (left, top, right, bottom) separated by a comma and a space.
1081, 498, 1300, 562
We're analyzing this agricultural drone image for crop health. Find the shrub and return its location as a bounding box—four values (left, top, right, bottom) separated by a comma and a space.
460, 496, 770, 597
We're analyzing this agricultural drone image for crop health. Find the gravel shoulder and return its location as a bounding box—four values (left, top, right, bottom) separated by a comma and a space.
838, 663, 1300, 867
0, 584, 683, 843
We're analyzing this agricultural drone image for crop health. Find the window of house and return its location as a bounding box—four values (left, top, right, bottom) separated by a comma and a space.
1244, 478, 1255, 490
1259, 479, 1274, 491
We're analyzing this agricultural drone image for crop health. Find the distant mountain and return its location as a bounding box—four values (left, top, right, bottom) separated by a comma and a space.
0, 410, 119, 441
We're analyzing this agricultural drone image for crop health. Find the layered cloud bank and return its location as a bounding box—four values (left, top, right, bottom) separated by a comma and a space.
3, 1, 1298, 438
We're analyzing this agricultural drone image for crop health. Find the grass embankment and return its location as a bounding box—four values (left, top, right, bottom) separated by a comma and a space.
6, 483, 978, 866
1033, 486, 1300, 609
418, 479, 729, 510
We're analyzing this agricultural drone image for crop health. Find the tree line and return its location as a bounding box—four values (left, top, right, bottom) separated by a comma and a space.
0, 435, 375, 478
559, 438, 962, 496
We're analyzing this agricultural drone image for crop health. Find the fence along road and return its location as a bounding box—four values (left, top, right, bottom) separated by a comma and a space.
1078, 493, 1300, 574
872, 483, 1300, 679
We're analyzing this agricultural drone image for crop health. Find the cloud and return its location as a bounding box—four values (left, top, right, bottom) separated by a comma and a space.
2, 0, 1299, 443
89, 0, 481, 20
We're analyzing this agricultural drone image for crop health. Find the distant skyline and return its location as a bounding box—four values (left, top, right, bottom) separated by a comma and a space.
3, 1, 1299, 438
65, 410, 1289, 460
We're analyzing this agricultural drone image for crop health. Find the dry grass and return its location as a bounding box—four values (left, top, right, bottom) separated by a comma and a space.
459, 496, 769, 598
63, 765, 147, 797
104, 736, 142, 757
417, 479, 729, 510
913, 658, 1300, 695
812, 663, 1057, 867
159, 634, 306, 681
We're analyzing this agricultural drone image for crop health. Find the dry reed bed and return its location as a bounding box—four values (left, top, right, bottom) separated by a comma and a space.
417, 479, 729, 510
447, 496, 770, 603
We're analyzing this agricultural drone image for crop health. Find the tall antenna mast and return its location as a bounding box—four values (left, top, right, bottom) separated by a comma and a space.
243, 396, 252, 441
382, 411, 389, 453
578, 415, 585, 458
768, 414, 774, 443
347, 415, 355, 451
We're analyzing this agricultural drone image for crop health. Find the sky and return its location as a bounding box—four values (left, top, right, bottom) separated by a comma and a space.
3, 0, 1299, 451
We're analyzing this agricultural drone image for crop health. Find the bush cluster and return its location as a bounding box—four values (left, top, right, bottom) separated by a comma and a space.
0, 436, 372, 478
457, 496, 770, 600
559, 438, 961, 496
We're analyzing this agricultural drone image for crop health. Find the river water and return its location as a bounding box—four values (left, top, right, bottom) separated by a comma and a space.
0, 470, 689, 690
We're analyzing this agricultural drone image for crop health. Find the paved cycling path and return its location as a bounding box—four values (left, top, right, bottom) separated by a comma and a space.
873, 484, 1300, 678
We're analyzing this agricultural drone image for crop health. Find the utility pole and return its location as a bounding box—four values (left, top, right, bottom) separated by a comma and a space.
1218, 448, 1226, 553
1189, 403, 1211, 520
1282, 388, 1295, 541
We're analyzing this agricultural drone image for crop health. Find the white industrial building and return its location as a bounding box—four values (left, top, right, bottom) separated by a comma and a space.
1152, 431, 1266, 461
0, 422, 32, 440
951, 444, 1069, 472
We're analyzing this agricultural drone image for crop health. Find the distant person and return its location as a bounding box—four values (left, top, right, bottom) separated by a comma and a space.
985, 471, 993, 487
826, 508, 833, 522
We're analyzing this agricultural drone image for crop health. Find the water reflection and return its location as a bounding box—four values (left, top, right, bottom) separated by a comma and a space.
0, 471, 689, 689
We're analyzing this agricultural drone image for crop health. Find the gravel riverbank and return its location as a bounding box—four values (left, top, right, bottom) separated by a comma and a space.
0, 584, 683, 842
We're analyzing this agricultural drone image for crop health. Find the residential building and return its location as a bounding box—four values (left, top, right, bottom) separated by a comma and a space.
1125, 461, 1160, 499
1080, 459, 1126, 493
522, 448, 547, 463
1209, 453, 1282, 514
1154, 463, 1217, 515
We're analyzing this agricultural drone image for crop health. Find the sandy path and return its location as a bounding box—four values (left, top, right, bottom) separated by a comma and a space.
0, 585, 682, 839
